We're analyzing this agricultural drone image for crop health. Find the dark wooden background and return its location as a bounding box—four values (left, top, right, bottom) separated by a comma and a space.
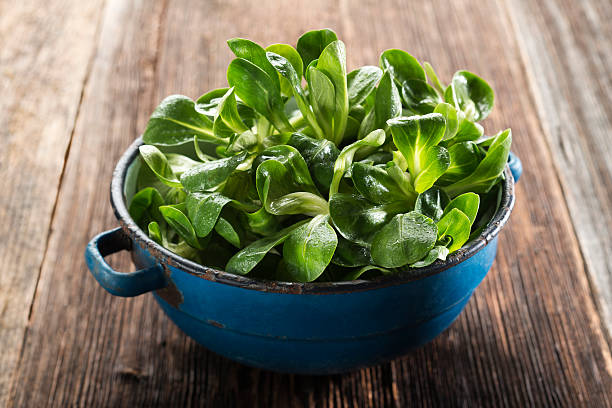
1, 0, 611, 406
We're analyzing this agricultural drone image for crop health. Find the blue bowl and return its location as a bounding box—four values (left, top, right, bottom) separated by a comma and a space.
85, 138, 520, 374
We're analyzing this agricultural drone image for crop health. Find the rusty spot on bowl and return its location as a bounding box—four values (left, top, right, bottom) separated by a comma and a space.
155, 265, 184, 308
206, 319, 225, 329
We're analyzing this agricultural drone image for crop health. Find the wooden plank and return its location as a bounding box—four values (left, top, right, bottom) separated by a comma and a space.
504, 0, 612, 336
7, 0, 612, 406
0, 0, 104, 404
3, 0, 168, 406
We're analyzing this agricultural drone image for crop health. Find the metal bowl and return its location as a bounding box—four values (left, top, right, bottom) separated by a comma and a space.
85, 137, 521, 374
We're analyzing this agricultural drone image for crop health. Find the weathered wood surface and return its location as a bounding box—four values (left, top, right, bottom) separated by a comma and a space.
2, 0, 612, 406
0, 0, 104, 405
506, 0, 612, 335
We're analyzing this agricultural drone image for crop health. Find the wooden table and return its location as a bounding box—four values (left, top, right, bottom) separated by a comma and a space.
1, 0, 611, 406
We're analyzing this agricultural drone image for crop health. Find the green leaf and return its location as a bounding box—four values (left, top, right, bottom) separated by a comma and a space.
438, 141, 482, 184
193, 137, 215, 162
342, 265, 392, 281
225, 130, 259, 154
332, 237, 371, 267
388, 113, 447, 192
180, 152, 248, 192
129, 187, 165, 229
198, 238, 239, 269
138, 145, 182, 188
159, 205, 202, 249
410, 245, 449, 268
445, 129, 511, 196
414, 187, 450, 223
385, 161, 418, 198
423, 62, 445, 95
163, 188, 187, 205
287, 133, 340, 192
236, 102, 257, 127
350, 104, 367, 121
243, 207, 281, 237
265, 44, 303, 96
165, 239, 202, 263
469, 183, 502, 241
314, 40, 349, 145
362, 88, 376, 112
185, 193, 233, 237
373, 70, 402, 128
213, 114, 234, 140
371, 212, 437, 268
254, 145, 319, 193
347, 66, 383, 107
227, 58, 292, 133
360, 151, 393, 165
412, 145, 450, 193
254, 115, 273, 143
351, 162, 412, 205
216, 88, 249, 133
266, 52, 324, 139
343, 115, 361, 142
283, 215, 338, 282
379, 49, 426, 86
357, 109, 376, 141
401, 79, 442, 114
452, 118, 483, 144
329, 193, 403, 246
226, 221, 307, 275
147, 221, 164, 245
266, 44, 303, 79
135, 156, 173, 198
296, 29, 338, 75
266, 190, 329, 216
262, 129, 292, 148
308, 66, 336, 131
304, 58, 319, 83
442, 192, 480, 225
165, 154, 201, 176
444, 70, 494, 122
389, 113, 446, 175
215, 217, 241, 248
256, 160, 326, 216
434, 102, 459, 140
143, 95, 220, 146
476, 134, 497, 148
330, 129, 386, 195
221, 169, 258, 202
436, 208, 471, 252
227, 38, 280, 89
358, 70, 402, 139
195, 88, 229, 116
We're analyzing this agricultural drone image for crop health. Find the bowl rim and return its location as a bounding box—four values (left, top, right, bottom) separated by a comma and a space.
111, 137, 515, 294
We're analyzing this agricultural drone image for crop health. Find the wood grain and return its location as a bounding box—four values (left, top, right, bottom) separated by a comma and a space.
505, 0, 612, 336
5, 0, 612, 406
0, 0, 104, 404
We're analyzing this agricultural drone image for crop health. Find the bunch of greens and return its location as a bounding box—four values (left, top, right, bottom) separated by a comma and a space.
128, 28, 511, 283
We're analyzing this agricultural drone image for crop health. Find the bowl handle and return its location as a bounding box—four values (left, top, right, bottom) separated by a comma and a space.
85, 228, 168, 297
508, 151, 522, 182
